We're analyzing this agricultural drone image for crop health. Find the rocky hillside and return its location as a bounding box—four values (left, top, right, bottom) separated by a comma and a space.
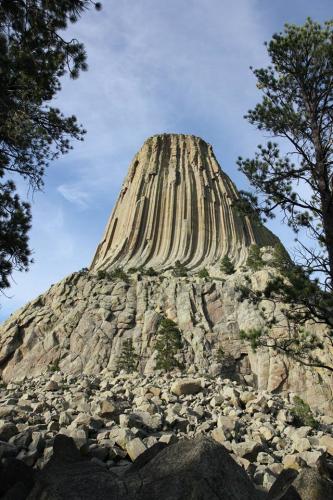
1, 133, 333, 499
1, 134, 332, 413
1, 265, 332, 414
0, 371, 332, 498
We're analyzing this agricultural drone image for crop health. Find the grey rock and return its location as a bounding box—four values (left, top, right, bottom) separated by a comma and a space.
126, 437, 147, 461
170, 379, 202, 396
27, 434, 262, 500
0, 423, 18, 442
288, 468, 333, 499
232, 440, 263, 461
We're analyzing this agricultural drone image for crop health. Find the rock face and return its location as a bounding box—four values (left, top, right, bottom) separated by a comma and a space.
91, 134, 277, 272
0, 133, 332, 415
1, 268, 332, 413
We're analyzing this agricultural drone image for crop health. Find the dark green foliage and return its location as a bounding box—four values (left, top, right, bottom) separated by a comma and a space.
132, 266, 159, 276
49, 359, 60, 373
173, 260, 188, 277
155, 318, 183, 371
220, 255, 235, 275
240, 328, 263, 351
237, 18, 333, 291
290, 396, 319, 429
198, 268, 209, 278
246, 245, 264, 271
109, 267, 129, 282
144, 267, 158, 276
117, 339, 139, 373
96, 269, 108, 280
270, 243, 293, 275
236, 18, 333, 370
0, 1, 101, 290
96, 267, 129, 282
0, 179, 31, 288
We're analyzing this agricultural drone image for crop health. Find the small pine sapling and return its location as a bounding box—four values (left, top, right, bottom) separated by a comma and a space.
155, 318, 183, 371
173, 260, 188, 277
220, 255, 235, 275
198, 268, 209, 278
246, 244, 264, 271
117, 339, 139, 373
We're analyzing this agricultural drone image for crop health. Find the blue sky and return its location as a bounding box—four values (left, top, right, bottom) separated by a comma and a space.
1, 0, 332, 321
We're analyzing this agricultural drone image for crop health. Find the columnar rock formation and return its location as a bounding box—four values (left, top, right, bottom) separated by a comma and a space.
91, 134, 277, 272
0, 134, 332, 415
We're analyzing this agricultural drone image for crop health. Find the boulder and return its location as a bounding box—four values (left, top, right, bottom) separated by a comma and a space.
126, 438, 147, 461
126, 435, 262, 499
0, 458, 35, 499
27, 435, 127, 499
232, 440, 263, 461
286, 468, 333, 499
170, 379, 202, 396
0, 423, 18, 442
319, 435, 333, 455
98, 400, 118, 419
27, 434, 262, 500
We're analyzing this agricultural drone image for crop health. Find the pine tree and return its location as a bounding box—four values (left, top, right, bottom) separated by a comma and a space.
237, 19, 333, 370
246, 245, 264, 271
0, 1, 101, 290
155, 318, 183, 371
238, 19, 333, 292
220, 255, 235, 275
117, 339, 139, 373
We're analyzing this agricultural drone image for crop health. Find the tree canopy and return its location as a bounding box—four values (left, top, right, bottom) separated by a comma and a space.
237, 19, 333, 369
0, 0, 101, 291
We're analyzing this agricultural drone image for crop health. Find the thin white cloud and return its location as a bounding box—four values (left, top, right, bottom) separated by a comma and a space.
57, 183, 91, 209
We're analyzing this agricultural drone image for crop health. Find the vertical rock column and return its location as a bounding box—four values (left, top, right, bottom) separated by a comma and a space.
91, 134, 277, 272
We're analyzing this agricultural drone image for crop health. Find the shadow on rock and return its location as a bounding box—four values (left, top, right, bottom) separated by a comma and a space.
1, 434, 332, 500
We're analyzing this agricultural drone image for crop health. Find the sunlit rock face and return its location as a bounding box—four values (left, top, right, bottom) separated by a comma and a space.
91, 134, 277, 272
1, 134, 332, 415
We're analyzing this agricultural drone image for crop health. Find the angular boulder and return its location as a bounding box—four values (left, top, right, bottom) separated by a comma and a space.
27, 434, 263, 500
170, 379, 202, 396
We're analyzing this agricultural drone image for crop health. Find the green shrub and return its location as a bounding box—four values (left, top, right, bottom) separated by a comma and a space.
240, 328, 263, 350
246, 244, 264, 271
173, 260, 188, 277
49, 359, 60, 372
96, 267, 130, 282
155, 318, 183, 371
117, 339, 139, 373
198, 268, 209, 278
220, 255, 235, 275
109, 267, 129, 282
290, 396, 319, 429
145, 267, 158, 276
127, 266, 158, 276
96, 269, 108, 280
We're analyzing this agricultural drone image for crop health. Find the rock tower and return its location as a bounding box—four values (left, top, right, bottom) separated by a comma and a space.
91, 134, 277, 272
0, 134, 332, 413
